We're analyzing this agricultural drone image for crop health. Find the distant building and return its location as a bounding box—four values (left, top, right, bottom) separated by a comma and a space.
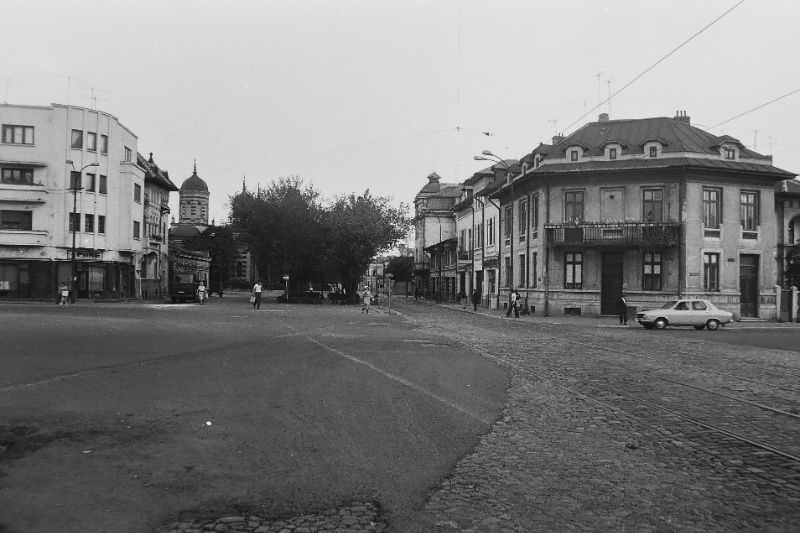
0, 103, 144, 299
169, 164, 211, 287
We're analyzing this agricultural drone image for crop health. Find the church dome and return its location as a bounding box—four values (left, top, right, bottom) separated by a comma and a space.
180, 162, 208, 192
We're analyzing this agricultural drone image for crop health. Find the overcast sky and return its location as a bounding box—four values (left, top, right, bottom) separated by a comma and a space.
5, 0, 800, 228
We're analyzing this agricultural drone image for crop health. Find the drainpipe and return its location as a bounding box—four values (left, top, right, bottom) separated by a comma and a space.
678, 172, 686, 298
544, 182, 551, 316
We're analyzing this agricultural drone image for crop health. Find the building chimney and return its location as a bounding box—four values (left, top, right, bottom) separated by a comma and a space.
598, 113, 609, 122
674, 110, 691, 124
427, 172, 441, 184
552, 134, 565, 145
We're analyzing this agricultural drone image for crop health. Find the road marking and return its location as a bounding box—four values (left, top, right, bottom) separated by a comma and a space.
304, 335, 490, 425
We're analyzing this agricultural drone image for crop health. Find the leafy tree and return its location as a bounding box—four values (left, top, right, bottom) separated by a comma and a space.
323, 191, 411, 298
385, 255, 413, 283
182, 224, 238, 291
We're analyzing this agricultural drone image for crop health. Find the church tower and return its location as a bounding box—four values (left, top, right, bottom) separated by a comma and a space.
178, 160, 210, 230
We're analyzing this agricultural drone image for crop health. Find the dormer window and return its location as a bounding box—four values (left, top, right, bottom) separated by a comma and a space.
534, 155, 542, 168
649, 146, 658, 158
609, 148, 617, 160
570, 150, 579, 162
724, 147, 736, 160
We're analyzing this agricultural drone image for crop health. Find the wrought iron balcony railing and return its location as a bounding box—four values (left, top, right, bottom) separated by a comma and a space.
545, 222, 680, 247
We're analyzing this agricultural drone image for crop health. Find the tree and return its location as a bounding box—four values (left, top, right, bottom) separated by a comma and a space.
385, 255, 413, 283
323, 191, 411, 299
182, 224, 238, 292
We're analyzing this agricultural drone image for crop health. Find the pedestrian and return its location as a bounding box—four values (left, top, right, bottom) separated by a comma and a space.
196, 282, 207, 304
361, 286, 372, 314
471, 289, 480, 312
252, 280, 263, 309
58, 284, 69, 305
619, 293, 628, 325
506, 289, 520, 318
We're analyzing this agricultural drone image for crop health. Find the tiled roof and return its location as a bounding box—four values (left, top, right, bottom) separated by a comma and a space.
778, 178, 800, 195
537, 116, 773, 160
137, 152, 179, 191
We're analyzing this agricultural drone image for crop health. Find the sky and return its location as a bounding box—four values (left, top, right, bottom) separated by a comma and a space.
4, 0, 800, 234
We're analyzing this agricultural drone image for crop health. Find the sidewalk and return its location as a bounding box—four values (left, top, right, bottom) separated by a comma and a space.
393, 296, 800, 329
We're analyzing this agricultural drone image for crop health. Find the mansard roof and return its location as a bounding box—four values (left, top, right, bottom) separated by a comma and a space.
137, 152, 179, 191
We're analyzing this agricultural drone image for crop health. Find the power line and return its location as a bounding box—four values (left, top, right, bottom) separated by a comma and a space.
709, 88, 800, 129
562, 0, 746, 133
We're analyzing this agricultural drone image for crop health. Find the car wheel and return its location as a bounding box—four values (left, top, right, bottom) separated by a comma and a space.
706, 319, 720, 331
653, 318, 667, 330
694, 325, 705, 330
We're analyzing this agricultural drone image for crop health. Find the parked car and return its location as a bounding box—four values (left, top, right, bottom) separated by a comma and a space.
636, 299, 733, 330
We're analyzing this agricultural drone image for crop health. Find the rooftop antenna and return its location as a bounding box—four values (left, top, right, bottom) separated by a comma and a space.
548, 119, 560, 135
595, 72, 604, 109
607, 79, 612, 116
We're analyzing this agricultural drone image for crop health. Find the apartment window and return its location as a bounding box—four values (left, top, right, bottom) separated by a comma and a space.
98, 215, 106, 234
504, 256, 512, 288
87, 132, 97, 152
69, 212, 80, 232
531, 194, 539, 238
100, 134, 108, 154
703, 253, 720, 291
519, 199, 529, 238
134, 183, 142, 203
643, 252, 662, 291
724, 148, 736, 160
85, 173, 96, 192
531, 252, 538, 288
459, 229, 466, 250
609, 148, 617, 160
99, 175, 107, 194
740, 191, 759, 232
487, 218, 495, 246
1, 167, 34, 185
565, 190, 584, 222
70, 171, 82, 190
2, 125, 35, 145
468, 228, 473, 250
649, 146, 658, 157
503, 205, 512, 244
565, 252, 582, 289
642, 189, 664, 222
84, 214, 94, 233
133, 221, 141, 239
703, 187, 722, 234
71, 129, 83, 149
0, 210, 32, 230
124, 146, 132, 162
519, 253, 526, 287
475, 222, 483, 248
570, 150, 579, 161
4, 125, 33, 146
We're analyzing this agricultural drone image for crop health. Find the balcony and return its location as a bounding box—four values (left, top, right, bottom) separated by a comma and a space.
0, 230, 49, 246
545, 222, 680, 248
0, 183, 48, 204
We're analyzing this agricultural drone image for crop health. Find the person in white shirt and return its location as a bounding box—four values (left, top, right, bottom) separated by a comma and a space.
361, 286, 372, 314
252, 280, 263, 309
196, 282, 207, 304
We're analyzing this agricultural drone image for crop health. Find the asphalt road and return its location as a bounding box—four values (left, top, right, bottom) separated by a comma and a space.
0, 297, 507, 533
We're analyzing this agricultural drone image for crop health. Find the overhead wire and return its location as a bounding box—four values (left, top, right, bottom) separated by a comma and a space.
709, 88, 800, 129
562, 0, 746, 133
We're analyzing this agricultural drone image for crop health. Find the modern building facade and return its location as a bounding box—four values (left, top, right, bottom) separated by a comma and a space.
0, 103, 145, 299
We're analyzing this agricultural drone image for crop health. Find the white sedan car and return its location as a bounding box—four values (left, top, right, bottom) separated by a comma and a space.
636, 299, 734, 330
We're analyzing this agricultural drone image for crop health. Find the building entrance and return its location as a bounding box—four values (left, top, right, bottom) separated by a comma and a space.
740, 254, 759, 318
601, 251, 623, 315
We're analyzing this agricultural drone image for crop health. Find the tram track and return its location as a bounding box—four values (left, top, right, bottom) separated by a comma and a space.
401, 305, 800, 472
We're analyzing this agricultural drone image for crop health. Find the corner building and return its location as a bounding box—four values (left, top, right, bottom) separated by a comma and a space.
493, 112, 795, 320
0, 103, 144, 299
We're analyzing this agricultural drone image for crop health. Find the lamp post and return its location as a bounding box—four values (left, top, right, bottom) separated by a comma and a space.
386, 272, 394, 312
474, 150, 513, 307
282, 274, 290, 303
68, 161, 99, 302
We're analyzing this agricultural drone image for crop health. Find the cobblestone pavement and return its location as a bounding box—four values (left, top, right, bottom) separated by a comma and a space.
157, 298, 800, 532
395, 299, 800, 532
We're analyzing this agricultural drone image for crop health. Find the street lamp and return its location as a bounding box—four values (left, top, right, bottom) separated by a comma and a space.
386, 272, 394, 312
474, 150, 513, 308
282, 274, 290, 303
68, 161, 99, 302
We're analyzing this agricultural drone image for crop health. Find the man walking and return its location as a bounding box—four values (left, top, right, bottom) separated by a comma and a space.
619, 293, 628, 325
471, 289, 480, 312
252, 280, 263, 310
506, 289, 520, 318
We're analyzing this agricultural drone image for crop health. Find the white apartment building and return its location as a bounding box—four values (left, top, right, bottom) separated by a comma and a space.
0, 103, 145, 299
